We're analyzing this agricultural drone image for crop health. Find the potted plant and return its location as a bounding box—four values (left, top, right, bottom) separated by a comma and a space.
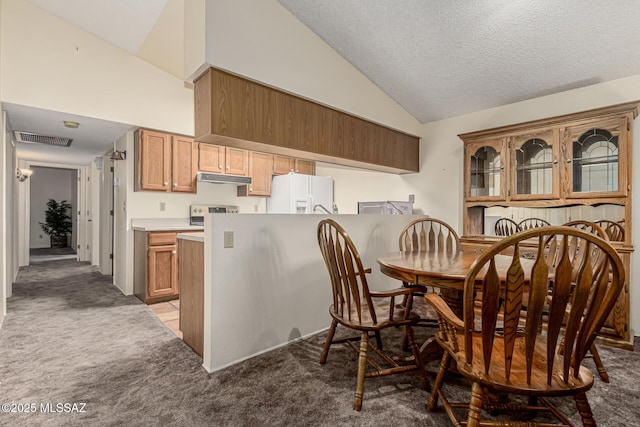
39, 199, 72, 248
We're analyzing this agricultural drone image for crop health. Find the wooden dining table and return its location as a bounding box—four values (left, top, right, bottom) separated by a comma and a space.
377, 248, 534, 361
377, 248, 488, 318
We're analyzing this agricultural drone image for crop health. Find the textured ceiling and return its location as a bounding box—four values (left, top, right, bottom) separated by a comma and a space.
277, 0, 640, 123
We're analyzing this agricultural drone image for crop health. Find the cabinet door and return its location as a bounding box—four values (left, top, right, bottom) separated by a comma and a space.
464, 138, 506, 201
140, 129, 171, 191
199, 143, 225, 173
509, 128, 560, 200
147, 244, 178, 298
294, 159, 315, 175
225, 147, 249, 176
563, 116, 628, 199
273, 155, 294, 175
246, 151, 273, 196
172, 136, 197, 193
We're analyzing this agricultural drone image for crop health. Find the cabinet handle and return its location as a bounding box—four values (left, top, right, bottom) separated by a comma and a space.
172, 250, 176, 254
249, 188, 253, 192
500, 166, 504, 170
295, 169, 299, 173
226, 166, 230, 170
173, 182, 178, 187
164, 181, 168, 186
566, 158, 571, 163
219, 165, 223, 168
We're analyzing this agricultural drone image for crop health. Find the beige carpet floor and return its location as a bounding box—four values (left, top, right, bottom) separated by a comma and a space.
0, 260, 639, 426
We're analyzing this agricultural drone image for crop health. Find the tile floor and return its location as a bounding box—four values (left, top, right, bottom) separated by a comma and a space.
148, 299, 182, 339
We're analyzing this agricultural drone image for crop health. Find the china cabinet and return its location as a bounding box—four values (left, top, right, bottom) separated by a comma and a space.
460, 101, 639, 349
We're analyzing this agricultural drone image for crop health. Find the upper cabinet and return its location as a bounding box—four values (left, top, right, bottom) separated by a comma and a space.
199, 143, 249, 176
465, 137, 506, 202
135, 129, 196, 193
461, 102, 637, 207
194, 67, 419, 174
273, 155, 316, 175
562, 117, 628, 199
237, 151, 273, 197
509, 127, 560, 200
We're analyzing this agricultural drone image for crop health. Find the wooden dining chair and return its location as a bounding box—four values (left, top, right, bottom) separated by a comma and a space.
518, 217, 551, 230
397, 218, 461, 347
316, 219, 429, 411
494, 218, 520, 236
560, 220, 610, 382
426, 226, 624, 426
595, 219, 625, 242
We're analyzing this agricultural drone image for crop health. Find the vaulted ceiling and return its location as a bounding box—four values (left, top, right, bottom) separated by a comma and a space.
7, 0, 640, 163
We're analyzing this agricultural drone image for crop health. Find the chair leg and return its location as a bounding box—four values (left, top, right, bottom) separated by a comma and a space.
467, 382, 484, 427
574, 392, 596, 427
406, 325, 430, 391
319, 319, 338, 364
589, 343, 610, 383
375, 331, 383, 350
354, 331, 369, 411
427, 351, 451, 412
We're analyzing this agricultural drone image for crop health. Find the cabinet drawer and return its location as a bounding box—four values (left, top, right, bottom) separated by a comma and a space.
148, 232, 177, 246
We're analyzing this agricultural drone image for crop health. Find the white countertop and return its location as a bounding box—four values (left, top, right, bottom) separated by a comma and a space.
131, 218, 204, 232
176, 232, 204, 242
132, 225, 204, 231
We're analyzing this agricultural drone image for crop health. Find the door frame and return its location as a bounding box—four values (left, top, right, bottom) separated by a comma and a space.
18, 160, 88, 266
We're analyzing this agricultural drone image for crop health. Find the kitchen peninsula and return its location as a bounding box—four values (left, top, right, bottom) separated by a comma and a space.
188, 213, 425, 372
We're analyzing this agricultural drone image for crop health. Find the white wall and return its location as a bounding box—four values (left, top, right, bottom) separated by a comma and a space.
193, 0, 421, 136
0, 110, 5, 326
28, 167, 77, 249
1, 0, 194, 136
203, 213, 426, 372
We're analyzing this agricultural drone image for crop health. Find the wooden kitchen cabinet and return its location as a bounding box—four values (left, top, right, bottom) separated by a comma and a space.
198, 143, 249, 176
178, 238, 204, 357
135, 129, 197, 193
134, 230, 189, 304
194, 67, 420, 174
238, 151, 273, 196
273, 155, 316, 175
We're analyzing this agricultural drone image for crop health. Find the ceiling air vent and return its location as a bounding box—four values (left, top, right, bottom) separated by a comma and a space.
14, 131, 73, 147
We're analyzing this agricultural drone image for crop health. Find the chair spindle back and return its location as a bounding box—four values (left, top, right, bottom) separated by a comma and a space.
317, 219, 377, 325
399, 218, 460, 255
495, 218, 521, 237
463, 227, 624, 386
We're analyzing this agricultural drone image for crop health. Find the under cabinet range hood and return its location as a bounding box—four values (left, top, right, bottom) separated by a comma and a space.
197, 172, 252, 185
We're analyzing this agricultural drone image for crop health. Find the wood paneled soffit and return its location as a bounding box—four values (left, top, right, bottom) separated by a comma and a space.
194, 67, 420, 174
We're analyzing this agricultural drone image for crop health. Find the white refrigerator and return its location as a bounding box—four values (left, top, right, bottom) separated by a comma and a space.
267, 173, 334, 214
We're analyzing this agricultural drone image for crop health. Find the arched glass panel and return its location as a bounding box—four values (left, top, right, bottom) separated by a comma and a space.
470, 146, 500, 197
515, 138, 553, 195
572, 129, 618, 192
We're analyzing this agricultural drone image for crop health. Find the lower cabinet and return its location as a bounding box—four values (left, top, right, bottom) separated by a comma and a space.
178, 238, 204, 357
134, 230, 187, 304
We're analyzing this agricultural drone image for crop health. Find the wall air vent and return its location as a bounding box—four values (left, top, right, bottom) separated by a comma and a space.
14, 131, 73, 147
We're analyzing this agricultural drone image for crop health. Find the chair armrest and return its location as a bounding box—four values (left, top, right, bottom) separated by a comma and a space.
369, 287, 416, 298
425, 294, 464, 330
363, 268, 372, 274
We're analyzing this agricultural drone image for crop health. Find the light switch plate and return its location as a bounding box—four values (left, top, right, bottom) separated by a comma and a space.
224, 231, 234, 248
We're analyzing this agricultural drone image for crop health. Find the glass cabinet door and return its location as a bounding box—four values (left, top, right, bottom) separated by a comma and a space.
566, 117, 627, 198
466, 138, 505, 200
509, 128, 559, 200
